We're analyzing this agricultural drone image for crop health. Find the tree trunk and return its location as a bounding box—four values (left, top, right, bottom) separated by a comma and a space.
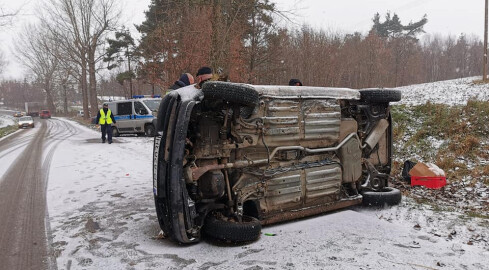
45, 80, 56, 113
88, 49, 98, 118
62, 82, 68, 114
81, 56, 89, 119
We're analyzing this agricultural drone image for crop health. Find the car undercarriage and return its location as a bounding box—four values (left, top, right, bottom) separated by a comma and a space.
153, 82, 401, 244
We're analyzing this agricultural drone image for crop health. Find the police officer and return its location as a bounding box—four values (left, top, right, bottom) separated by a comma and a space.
96, 103, 116, 144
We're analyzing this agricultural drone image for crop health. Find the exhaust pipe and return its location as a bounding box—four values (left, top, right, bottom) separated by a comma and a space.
364, 119, 389, 149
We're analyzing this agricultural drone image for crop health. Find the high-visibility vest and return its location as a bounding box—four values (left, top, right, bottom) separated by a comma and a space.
99, 109, 113, 124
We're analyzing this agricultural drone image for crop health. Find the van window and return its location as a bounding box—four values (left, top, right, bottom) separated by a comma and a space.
134, 101, 148, 115
142, 100, 160, 111
117, 102, 132, 115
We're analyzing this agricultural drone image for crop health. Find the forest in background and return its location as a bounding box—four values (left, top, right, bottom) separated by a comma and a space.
0, 0, 485, 116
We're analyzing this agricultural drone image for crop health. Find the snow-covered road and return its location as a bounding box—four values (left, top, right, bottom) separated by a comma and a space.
42, 118, 488, 270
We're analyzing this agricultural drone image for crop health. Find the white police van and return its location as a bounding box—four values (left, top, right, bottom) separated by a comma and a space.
107, 96, 161, 137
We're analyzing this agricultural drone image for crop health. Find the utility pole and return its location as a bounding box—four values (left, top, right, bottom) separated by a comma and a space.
484, 0, 488, 81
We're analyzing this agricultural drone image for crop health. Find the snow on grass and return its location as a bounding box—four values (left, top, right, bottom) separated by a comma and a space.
0, 114, 16, 128
397, 77, 489, 106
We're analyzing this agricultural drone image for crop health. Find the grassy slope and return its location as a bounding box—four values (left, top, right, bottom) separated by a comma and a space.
392, 100, 489, 185
0, 125, 17, 138
391, 101, 489, 217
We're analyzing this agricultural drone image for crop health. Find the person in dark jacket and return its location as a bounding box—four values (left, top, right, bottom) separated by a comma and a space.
195, 66, 213, 88
95, 103, 117, 144
289, 78, 303, 86
169, 73, 195, 90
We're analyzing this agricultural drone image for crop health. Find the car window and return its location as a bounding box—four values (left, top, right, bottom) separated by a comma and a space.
117, 102, 132, 115
134, 101, 148, 115
142, 100, 160, 111
20, 116, 32, 121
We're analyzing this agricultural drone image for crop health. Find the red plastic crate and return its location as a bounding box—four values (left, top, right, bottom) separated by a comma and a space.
411, 176, 446, 189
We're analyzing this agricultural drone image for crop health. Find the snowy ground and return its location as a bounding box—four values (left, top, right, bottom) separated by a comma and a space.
2, 77, 489, 269
396, 77, 489, 106
42, 115, 488, 269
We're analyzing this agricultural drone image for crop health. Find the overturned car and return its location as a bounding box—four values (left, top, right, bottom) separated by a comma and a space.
153, 82, 401, 244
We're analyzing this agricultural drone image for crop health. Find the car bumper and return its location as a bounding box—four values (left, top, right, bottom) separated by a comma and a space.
153, 89, 203, 244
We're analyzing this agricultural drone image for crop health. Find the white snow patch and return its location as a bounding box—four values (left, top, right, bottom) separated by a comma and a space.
397, 77, 489, 106
0, 114, 16, 128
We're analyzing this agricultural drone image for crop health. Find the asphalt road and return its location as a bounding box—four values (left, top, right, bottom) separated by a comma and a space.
0, 116, 77, 270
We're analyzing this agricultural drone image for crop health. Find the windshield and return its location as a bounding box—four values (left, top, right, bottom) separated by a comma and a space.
142, 99, 161, 111
20, 116, 32, 121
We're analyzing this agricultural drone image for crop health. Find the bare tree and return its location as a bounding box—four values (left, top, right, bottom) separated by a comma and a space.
44, 0, 120, 118
0, 7, 19, 27
15, 23, 59, 112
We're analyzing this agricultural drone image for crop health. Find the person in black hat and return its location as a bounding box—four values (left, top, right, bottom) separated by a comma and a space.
196, 66, 213, 88
95, 103, 117, 144
289, 79, 303, 86
169, 73, 195, 90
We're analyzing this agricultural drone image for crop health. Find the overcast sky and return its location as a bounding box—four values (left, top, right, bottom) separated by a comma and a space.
0, 0, 486, 79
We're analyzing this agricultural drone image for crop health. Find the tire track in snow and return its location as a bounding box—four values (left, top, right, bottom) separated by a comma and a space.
0, 120, 49, 270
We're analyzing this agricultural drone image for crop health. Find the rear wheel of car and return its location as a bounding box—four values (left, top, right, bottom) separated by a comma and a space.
112, 127, 120, 137
360, 89, 401, 103
361, 187, 402, 206
145, 124, 156, 137
202, 81, 259, 107
204, 214, 261, 243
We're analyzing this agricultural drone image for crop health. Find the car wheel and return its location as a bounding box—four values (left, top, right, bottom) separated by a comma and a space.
112, 127, 120, 137
202, 81, 259, 107
204, 213, 261, 243
359, 89, 401, 103
361, 187, 402, 206
145, 124, 156, 137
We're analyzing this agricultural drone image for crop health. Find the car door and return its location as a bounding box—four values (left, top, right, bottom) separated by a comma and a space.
133, 101, 150, 133
115, 101, 134, 133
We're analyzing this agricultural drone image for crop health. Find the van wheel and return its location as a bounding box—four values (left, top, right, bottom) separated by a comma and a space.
361, 187, 401, 206
112, 127, 120, 137
203, 213, 261, 243
360, 89, 401, 103
202, 81, 259, 107
145, 124, 156, 137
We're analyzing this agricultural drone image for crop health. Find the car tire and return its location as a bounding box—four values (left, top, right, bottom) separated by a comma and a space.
359, 89, 401, 103
145, 124, 156, 137
204, 214, 261, 243
202, 81, 259, 107
361, 187, 402, 206
112, 127, 120, 137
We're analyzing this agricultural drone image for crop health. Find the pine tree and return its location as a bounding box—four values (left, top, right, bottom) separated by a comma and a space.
371, 12, 427, 40
104, 29, 137, 97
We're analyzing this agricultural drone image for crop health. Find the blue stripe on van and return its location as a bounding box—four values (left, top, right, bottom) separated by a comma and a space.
114, 115, 130, 120
135, 115, 154, 119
